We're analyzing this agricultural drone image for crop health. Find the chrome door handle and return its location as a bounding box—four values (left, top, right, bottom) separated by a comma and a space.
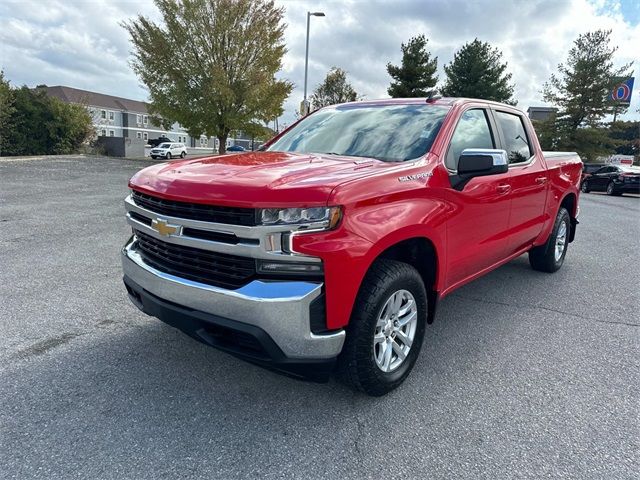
535, 177, 547, 184
496, 184, 511, 194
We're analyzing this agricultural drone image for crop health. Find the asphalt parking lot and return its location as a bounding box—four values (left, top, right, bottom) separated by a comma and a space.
1, 156, 638, 479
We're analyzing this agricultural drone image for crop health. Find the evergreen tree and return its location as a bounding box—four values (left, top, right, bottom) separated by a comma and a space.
441, 39, 515, 104
310, 67, 358, 109
386, 35, 438, 97
543, 30, 632, 130
0, 71, 15, 155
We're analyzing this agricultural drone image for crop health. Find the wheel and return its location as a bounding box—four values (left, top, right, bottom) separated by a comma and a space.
529, 207, 570, 273
180, 151, 186, 158
606, 181, 622, 196
580, 181, 590, 193
166, 152, 172, 160
338, 259, 427, 396
151, 156, 157, 159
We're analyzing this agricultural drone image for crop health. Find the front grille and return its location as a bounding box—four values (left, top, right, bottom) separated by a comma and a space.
132, 190, 257, 226
134, 230, 256, 289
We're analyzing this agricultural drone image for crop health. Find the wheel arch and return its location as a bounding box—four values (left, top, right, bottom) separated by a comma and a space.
365, 236, 441, 324
559, 192, 578, 243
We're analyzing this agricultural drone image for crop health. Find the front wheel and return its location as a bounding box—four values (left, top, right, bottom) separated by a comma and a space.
529, 207, 570, 273
166, 152, 172, 160
580, 181, 590, 193
338, 259, 427, 396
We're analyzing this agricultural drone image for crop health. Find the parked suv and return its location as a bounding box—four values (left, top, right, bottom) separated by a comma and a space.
150, 142, 187, 160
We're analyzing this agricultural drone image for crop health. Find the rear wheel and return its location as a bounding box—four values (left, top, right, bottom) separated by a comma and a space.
338, 259, 427, 396
606, 181, 622, 196
180, 151, 186, 158
529, 207, 570, 273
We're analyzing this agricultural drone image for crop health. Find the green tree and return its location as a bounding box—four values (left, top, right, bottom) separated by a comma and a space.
441, 39, 515, 104
543, 30, 632, 131
542, 30, 633, 160
0, 71, 15, 154
1, 87, 93, 156
123, 0, 292, 154
310, 67, 358, 109
609, 120, 640, 157
386, 35, 438, 97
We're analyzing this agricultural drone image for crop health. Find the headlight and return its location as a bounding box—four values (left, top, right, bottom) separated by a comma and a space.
259, 206, 342, 229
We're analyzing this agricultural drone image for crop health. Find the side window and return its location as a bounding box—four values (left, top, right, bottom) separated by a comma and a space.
446, 109, 495, 171
494, 111, 532, 164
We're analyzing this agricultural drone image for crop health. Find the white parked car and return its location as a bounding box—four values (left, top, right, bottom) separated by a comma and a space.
150, 142, 187, 160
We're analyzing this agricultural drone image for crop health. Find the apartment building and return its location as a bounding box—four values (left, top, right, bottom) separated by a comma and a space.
41, 86, 257, 157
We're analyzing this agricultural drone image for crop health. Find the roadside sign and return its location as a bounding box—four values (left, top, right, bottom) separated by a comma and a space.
609, 77, 634, 104
605, 154, 634, 166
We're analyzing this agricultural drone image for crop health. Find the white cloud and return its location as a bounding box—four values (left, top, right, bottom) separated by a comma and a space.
0, 0, 638, 128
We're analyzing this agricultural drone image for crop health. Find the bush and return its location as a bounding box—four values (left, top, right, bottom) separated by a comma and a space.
0, 84, 94, 156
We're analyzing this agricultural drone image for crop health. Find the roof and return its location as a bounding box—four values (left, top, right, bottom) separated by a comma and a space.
39, 86, 149, 113
330, 97, 524, 111
527, 106, 557, 112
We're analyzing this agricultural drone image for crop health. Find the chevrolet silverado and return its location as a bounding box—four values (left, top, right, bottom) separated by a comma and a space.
121, 97, 582, 396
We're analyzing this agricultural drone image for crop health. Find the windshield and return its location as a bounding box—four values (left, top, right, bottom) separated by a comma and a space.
158, 143, 171, 148
267, 103, 450, 162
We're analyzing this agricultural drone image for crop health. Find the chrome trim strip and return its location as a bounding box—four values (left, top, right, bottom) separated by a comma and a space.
122, 239, 345, 359
124, 195, 322, 262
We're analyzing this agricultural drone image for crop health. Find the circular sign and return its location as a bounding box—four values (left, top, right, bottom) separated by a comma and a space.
612, 83, 631, 101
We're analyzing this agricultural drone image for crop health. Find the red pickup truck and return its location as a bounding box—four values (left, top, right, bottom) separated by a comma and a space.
122, 98, 582, 395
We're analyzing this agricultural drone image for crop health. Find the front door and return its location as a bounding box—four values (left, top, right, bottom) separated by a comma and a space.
444, 108, 512, 289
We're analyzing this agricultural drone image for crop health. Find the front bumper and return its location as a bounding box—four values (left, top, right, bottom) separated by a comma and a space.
121, 238, 345, 377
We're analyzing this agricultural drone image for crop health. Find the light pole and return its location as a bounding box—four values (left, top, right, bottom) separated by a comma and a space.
302, 11, 325, 116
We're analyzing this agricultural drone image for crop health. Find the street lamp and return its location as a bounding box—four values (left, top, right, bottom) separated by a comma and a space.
302, 11, 325, 116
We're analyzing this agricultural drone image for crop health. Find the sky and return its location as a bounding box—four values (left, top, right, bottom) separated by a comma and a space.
1, 0, 639, 128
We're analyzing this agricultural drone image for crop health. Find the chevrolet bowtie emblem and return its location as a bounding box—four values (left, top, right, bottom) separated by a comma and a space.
151, 218, 181, 236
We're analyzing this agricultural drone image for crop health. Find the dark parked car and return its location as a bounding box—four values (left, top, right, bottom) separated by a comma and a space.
226, 144, 246, 152
581, 165, 640, 196
582, 163, 606, 175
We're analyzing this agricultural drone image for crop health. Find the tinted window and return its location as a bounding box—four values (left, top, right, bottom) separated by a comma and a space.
159, 143, 171, 148
446, 109, 494, 170
494, 111, 532, 164
267, 104, 449, 162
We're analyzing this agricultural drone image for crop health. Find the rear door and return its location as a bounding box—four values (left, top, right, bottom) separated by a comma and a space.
444, 107, 512, 288
591, 166, 617, 190
492, 109, 548, 255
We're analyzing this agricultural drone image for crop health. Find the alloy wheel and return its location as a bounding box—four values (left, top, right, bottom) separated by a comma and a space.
373, 289, 418, 373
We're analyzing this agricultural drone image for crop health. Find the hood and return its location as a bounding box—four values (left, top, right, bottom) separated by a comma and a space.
129, 151, 389, 208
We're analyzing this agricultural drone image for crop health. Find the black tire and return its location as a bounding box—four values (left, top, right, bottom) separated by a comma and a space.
151, 156, 157, 159
529, 207, 570, 273
580, 181, 590, 193
606, 181, 622, 196
338, 259, 427, 396
180, 151, 186, 158
166, 152, 172, 160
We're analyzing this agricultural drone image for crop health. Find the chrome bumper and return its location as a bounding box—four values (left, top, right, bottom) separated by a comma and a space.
121, 238, 345, 359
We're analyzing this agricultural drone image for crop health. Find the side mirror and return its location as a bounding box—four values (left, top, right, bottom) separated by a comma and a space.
452, 149, 508, 190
